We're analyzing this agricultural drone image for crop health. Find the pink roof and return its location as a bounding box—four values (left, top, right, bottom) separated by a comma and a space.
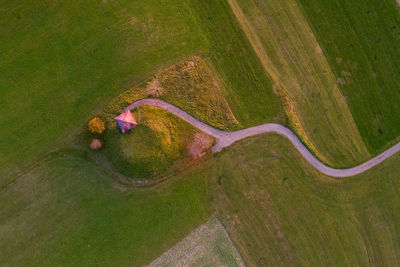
114, 110, 137, 124
114, 110, 138, 133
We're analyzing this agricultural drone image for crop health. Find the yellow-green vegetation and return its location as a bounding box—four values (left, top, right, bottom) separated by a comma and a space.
158, 57, 241, 131
227, 0, 370, 167
101, 106, 210, 178
99, 57, 243, 178
105, 57, 240, 131
88, 117, 105, 134
149, 217, 245, 267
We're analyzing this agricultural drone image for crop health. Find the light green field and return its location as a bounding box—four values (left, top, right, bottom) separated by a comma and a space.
149, 217, 245, 267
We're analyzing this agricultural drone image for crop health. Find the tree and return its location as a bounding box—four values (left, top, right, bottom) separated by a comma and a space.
90, 138, 102, 150
88, 117, 105, 134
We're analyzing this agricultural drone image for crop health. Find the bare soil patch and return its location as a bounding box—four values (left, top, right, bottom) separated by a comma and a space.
90, 139, 102, 150
187, 132, 214, 159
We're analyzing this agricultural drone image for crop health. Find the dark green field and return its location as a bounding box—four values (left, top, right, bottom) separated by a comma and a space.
297, 0, 400, 153
0, 0, 284, 183
1, 0, 400, 266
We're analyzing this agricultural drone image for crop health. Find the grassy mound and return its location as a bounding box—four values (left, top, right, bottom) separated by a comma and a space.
97, 57, 243, 178
101, 106, 209, 178
0, 150, 210, 266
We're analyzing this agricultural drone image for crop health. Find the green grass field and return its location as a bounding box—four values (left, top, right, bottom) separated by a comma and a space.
0, 0, 208, 181
2, 134, 400, 265
207, 134, 400, 266
0, 0, 284, 183
227, 0, 371, 167
297, 0, 400, 153
1, 0, 400, 266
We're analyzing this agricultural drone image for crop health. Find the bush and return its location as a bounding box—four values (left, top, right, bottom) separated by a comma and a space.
90, 138, 103, 150
88, 117, 105, 134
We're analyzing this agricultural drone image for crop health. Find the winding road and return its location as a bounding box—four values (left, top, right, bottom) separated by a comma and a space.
124, 99, 400, 178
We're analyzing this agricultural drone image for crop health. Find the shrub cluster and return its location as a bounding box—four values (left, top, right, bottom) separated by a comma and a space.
88, 117, 105, 134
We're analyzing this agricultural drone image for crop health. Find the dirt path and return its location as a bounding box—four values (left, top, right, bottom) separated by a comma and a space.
124, 99, 400, 178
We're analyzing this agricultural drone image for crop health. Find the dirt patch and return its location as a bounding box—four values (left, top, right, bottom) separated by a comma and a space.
341, 70, 351, 77
90, 139, 102, 150
315, 44, 323, 54
337, 77, 346, 85
145, 77, 163, 97
271, 150, 282, 159
130, 16, 138, 25
272, 83, 280, 96
187, 133, 214, 159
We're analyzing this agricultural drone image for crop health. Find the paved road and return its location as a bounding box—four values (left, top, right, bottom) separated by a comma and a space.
124, 99, 400, 178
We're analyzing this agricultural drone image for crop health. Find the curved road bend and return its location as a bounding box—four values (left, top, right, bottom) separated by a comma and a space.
124, 99, 400, 178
